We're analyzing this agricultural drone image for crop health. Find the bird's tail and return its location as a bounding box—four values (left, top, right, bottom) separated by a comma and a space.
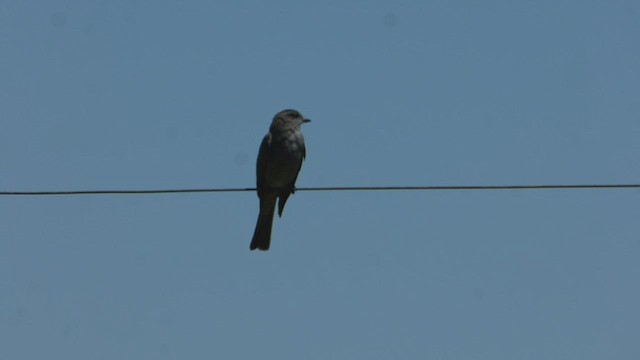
250, 197, 276, 251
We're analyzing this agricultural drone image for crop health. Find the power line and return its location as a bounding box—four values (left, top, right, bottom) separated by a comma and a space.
0, 183, 638, 196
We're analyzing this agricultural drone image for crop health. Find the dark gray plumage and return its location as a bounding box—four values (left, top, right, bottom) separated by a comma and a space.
250, 109, 310, 251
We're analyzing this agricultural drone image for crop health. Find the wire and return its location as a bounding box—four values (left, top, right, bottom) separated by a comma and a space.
0, 184, 638, 196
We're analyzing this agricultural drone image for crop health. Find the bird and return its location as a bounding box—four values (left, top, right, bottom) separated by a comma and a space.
250, 109, 310, 251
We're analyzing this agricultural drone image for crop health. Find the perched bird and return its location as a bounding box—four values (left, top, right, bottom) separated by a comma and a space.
250, 109, 310, 251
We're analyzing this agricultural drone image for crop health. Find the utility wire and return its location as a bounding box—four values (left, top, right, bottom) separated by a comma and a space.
0, 184, 639, 196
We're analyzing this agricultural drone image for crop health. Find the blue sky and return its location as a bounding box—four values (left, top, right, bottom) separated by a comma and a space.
1, 1, 639, 359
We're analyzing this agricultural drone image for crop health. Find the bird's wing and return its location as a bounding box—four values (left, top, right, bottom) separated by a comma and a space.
256, 132, 271, 198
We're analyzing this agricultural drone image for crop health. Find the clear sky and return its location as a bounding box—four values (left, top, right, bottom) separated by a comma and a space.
1, 1, 639, 359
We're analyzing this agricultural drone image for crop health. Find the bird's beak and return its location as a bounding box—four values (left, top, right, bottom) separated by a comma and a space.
303, 119, 311, 123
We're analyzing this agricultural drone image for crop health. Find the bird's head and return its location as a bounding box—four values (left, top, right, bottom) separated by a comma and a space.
272, 109, 311, 129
